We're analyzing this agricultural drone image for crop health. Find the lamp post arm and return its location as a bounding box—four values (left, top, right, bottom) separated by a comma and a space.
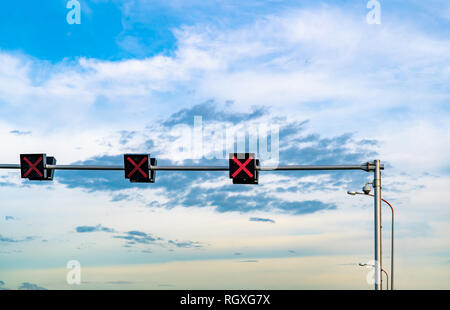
382, 269, 389, 290
382, 198, 394, 290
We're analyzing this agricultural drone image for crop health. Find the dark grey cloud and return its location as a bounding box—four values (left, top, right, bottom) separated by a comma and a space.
168, 240, 202, 248
57, 155, 128, 192
249, 217, 275, 223
75, 225, 115, 233
113, 230, 162, 245
0, 175, 18, 188
162, 100, 267, 127
119, 130, 136, 145
10, 130, 31, 136
127, 230, 148, 237
359, 139, 378, 146
279, 132, 376, 167
18, 282, 47, 290
278, 120, 310, 139
180, 189, 337, 214
0, 235, 36, 243
111, 193, 130, 202
278, 200, 336, 215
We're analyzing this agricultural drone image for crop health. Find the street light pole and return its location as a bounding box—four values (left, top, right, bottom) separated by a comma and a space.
374, 159, 383, 290
351, 176, 394, 291
348, 191, 394, 290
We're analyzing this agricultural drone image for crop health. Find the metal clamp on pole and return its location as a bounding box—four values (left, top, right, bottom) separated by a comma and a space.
361, 161, 384, 172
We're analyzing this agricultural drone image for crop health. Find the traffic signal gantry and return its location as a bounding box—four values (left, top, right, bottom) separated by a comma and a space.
10, 153, 381, 185
0, 153, 385, 290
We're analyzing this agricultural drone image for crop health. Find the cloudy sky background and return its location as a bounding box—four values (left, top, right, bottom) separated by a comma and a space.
0, 0, 449, 289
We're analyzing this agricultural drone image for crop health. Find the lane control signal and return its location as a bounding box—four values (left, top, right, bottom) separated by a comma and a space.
229, 153, 258, 184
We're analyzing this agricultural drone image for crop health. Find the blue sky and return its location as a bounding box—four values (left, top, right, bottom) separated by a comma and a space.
1, 1, 449, 61
0, 0, 449, 289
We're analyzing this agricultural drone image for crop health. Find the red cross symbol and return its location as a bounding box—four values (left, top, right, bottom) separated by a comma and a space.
23, 156, 43, 178
126, 157, 148, 178
232, 156, 254, 178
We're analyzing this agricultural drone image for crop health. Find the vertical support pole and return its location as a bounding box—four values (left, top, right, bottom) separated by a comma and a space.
391, 205, 394, 290
374, 159, 382, 290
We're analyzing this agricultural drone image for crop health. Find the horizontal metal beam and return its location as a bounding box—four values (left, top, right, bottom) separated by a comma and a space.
0, 164, 20, 169
152, 166, 229, 171
0, 163, 383, 171
259, 164, 377, 171
47, 165, 124, 171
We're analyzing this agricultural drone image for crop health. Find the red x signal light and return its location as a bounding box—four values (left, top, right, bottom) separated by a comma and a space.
229, 153, 258, 184
20, 154, 57, 181
124, 154, 156, 183
20, 154, 44, 180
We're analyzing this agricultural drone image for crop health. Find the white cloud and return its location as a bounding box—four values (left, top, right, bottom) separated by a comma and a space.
0, 5, 449, 289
